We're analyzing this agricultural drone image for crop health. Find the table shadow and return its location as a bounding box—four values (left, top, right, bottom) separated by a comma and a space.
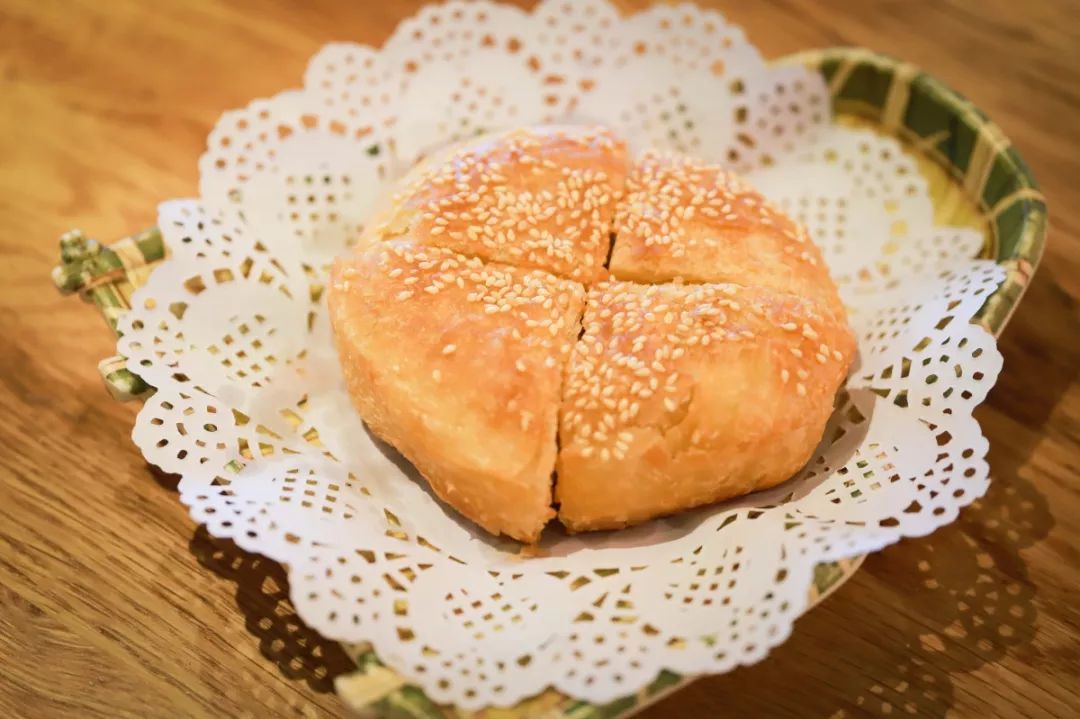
187, 526, 356, 695
146, 459, 356, 696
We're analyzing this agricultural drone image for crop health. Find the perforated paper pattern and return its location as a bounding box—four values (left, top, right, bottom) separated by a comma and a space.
117, 0, 1003, 708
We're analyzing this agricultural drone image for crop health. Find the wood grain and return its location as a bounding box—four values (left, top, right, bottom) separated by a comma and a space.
1, 0, 1077, 717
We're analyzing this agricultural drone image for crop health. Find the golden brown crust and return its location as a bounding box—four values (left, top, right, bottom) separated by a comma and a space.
555, 280, 855, 532
364, 126, 628, 285
328, 240, 585, 542
332, 127, 856, 540
609, 150, 844, 313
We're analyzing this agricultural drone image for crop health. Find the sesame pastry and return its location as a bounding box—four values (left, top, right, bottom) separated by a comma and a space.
328, 125, 855, 542
328, 240, 584, 542
362, 125, 628, 285
556, 280, 855, 531
609, 150, 844, 313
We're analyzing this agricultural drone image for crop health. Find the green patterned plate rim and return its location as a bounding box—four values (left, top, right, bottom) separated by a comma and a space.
52, 46, 1045, 719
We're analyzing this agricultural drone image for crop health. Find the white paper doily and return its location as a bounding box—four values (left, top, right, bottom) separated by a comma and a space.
117, 0, 1004, 708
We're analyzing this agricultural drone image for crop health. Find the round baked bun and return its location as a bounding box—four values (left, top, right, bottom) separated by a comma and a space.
327, 125, 855, 541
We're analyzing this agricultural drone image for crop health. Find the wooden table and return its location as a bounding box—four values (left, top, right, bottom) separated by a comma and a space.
2, 1, 1077, 716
